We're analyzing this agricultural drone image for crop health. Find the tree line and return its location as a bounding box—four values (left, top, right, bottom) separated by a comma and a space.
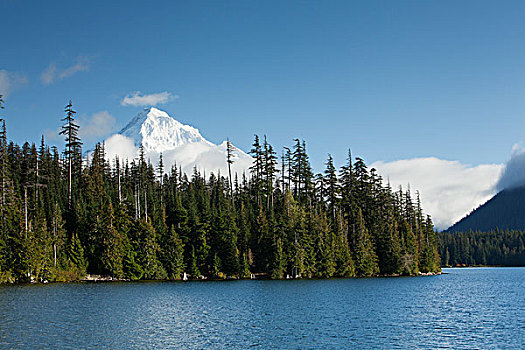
438, 230, 525, 266
0, 99, 440, 283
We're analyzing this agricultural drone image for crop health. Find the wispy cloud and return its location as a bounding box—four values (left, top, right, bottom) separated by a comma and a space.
121, 91, 177, 107
44, 127, 62, 142
78, 111, 116, 141
59, 57, 90, 79
40, 56, 90, 85
0, 69, 28, 97
372, 157, 502, 230
45, 110, 116, 144
40, 63, 57, 86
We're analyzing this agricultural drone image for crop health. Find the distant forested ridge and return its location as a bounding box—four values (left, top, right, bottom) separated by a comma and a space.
438, 230, 525, 266
447, 187, 525, 233
442, 185, 525, 267
0, 99, 440, 283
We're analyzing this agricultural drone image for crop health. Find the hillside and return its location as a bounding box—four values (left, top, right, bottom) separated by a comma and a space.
446, 186, 525, 232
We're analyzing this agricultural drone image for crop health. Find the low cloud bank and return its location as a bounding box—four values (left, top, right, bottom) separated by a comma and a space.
104, 134, 138, 162
372, 157, 502, 230
98, 129, 525, 231
102, 134, 252, 177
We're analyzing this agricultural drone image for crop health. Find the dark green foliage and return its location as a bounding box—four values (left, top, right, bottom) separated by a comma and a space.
188, 245, 200, 278
439, 229, 525, 266
67, 234, 87, 276
161, 225, 185, 279
133, 219, 166, 280
354, 209, 379, 276
0, 108, 441, 283
270, 237, 285, 279
123, 249, 143, 280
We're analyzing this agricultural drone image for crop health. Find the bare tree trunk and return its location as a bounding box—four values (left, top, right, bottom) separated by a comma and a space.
24, 187, 28, 237
68, 149, 72, 207
118, 163, 122, 204
134, 185, 138, 220
226, 139, 234, 206
1, 120, 6, 206
35, 155, 39, 202
53, 215, 57, 267
144, 191, 148, 223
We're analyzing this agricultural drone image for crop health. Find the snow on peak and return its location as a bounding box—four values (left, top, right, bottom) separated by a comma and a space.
103, 107, 253, 176
118, 107, 210, 153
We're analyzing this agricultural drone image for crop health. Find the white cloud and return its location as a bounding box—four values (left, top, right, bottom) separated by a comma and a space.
78, 111, 116, 141
495, 144, 525, 191
0, 70, 28, 97
121, 91, 177, 107
372, 157, 502, 231
41, 56, 90, 85
104, 134, 139, 162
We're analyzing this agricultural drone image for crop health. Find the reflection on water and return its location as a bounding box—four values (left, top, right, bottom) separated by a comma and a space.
0, 268, 524, 349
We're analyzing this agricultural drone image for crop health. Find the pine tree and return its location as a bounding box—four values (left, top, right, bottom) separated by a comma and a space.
324, 154, 339, 222
100, 204, 125, 278
399, 217, 418, 275
262, 136, 278, 210
123, 248, 143, 281
135, 219, 166, 280
376, 209, 402, 275
354, 208, 379, 276
162, 225, 185, 279
67, 233, 87, 278
226, 139, 235, 205
250, 135, 264, 205
315, 210, 336, 278
188, 245, 200, 278
59, 101, 82, 207
270, 237, 285, 279
0, 103, 443, 282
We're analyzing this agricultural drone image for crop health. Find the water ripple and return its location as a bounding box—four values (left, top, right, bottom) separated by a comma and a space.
0, 268, 523, 349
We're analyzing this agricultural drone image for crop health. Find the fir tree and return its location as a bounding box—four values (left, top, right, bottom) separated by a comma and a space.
162, 225, 185, 280
59, 101, 82, 207
0, 103, 442, 281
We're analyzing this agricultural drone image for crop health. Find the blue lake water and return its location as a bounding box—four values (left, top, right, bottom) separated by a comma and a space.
0, 267, 523, 349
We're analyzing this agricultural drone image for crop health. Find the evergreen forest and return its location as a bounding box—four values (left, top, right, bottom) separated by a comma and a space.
0, 99, 441, 283
439, 230, 525, 266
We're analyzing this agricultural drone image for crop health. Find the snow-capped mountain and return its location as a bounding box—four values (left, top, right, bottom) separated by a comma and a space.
103, 107, 253, 176
118, 107, 210, 152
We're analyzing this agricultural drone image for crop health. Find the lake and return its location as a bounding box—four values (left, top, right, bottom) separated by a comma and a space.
0, 268, 523, 349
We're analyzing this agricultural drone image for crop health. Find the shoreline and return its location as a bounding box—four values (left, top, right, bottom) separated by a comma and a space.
442, 265, 525, 268
0, 271, 443, 285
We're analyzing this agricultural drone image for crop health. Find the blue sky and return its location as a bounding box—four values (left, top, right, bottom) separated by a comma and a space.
1, 0, 524, 173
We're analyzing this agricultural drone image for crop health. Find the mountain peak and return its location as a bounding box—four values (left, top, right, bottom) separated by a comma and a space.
142, 107, 173, 121
103, 107, 253, 176
118, 107, 209, 153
